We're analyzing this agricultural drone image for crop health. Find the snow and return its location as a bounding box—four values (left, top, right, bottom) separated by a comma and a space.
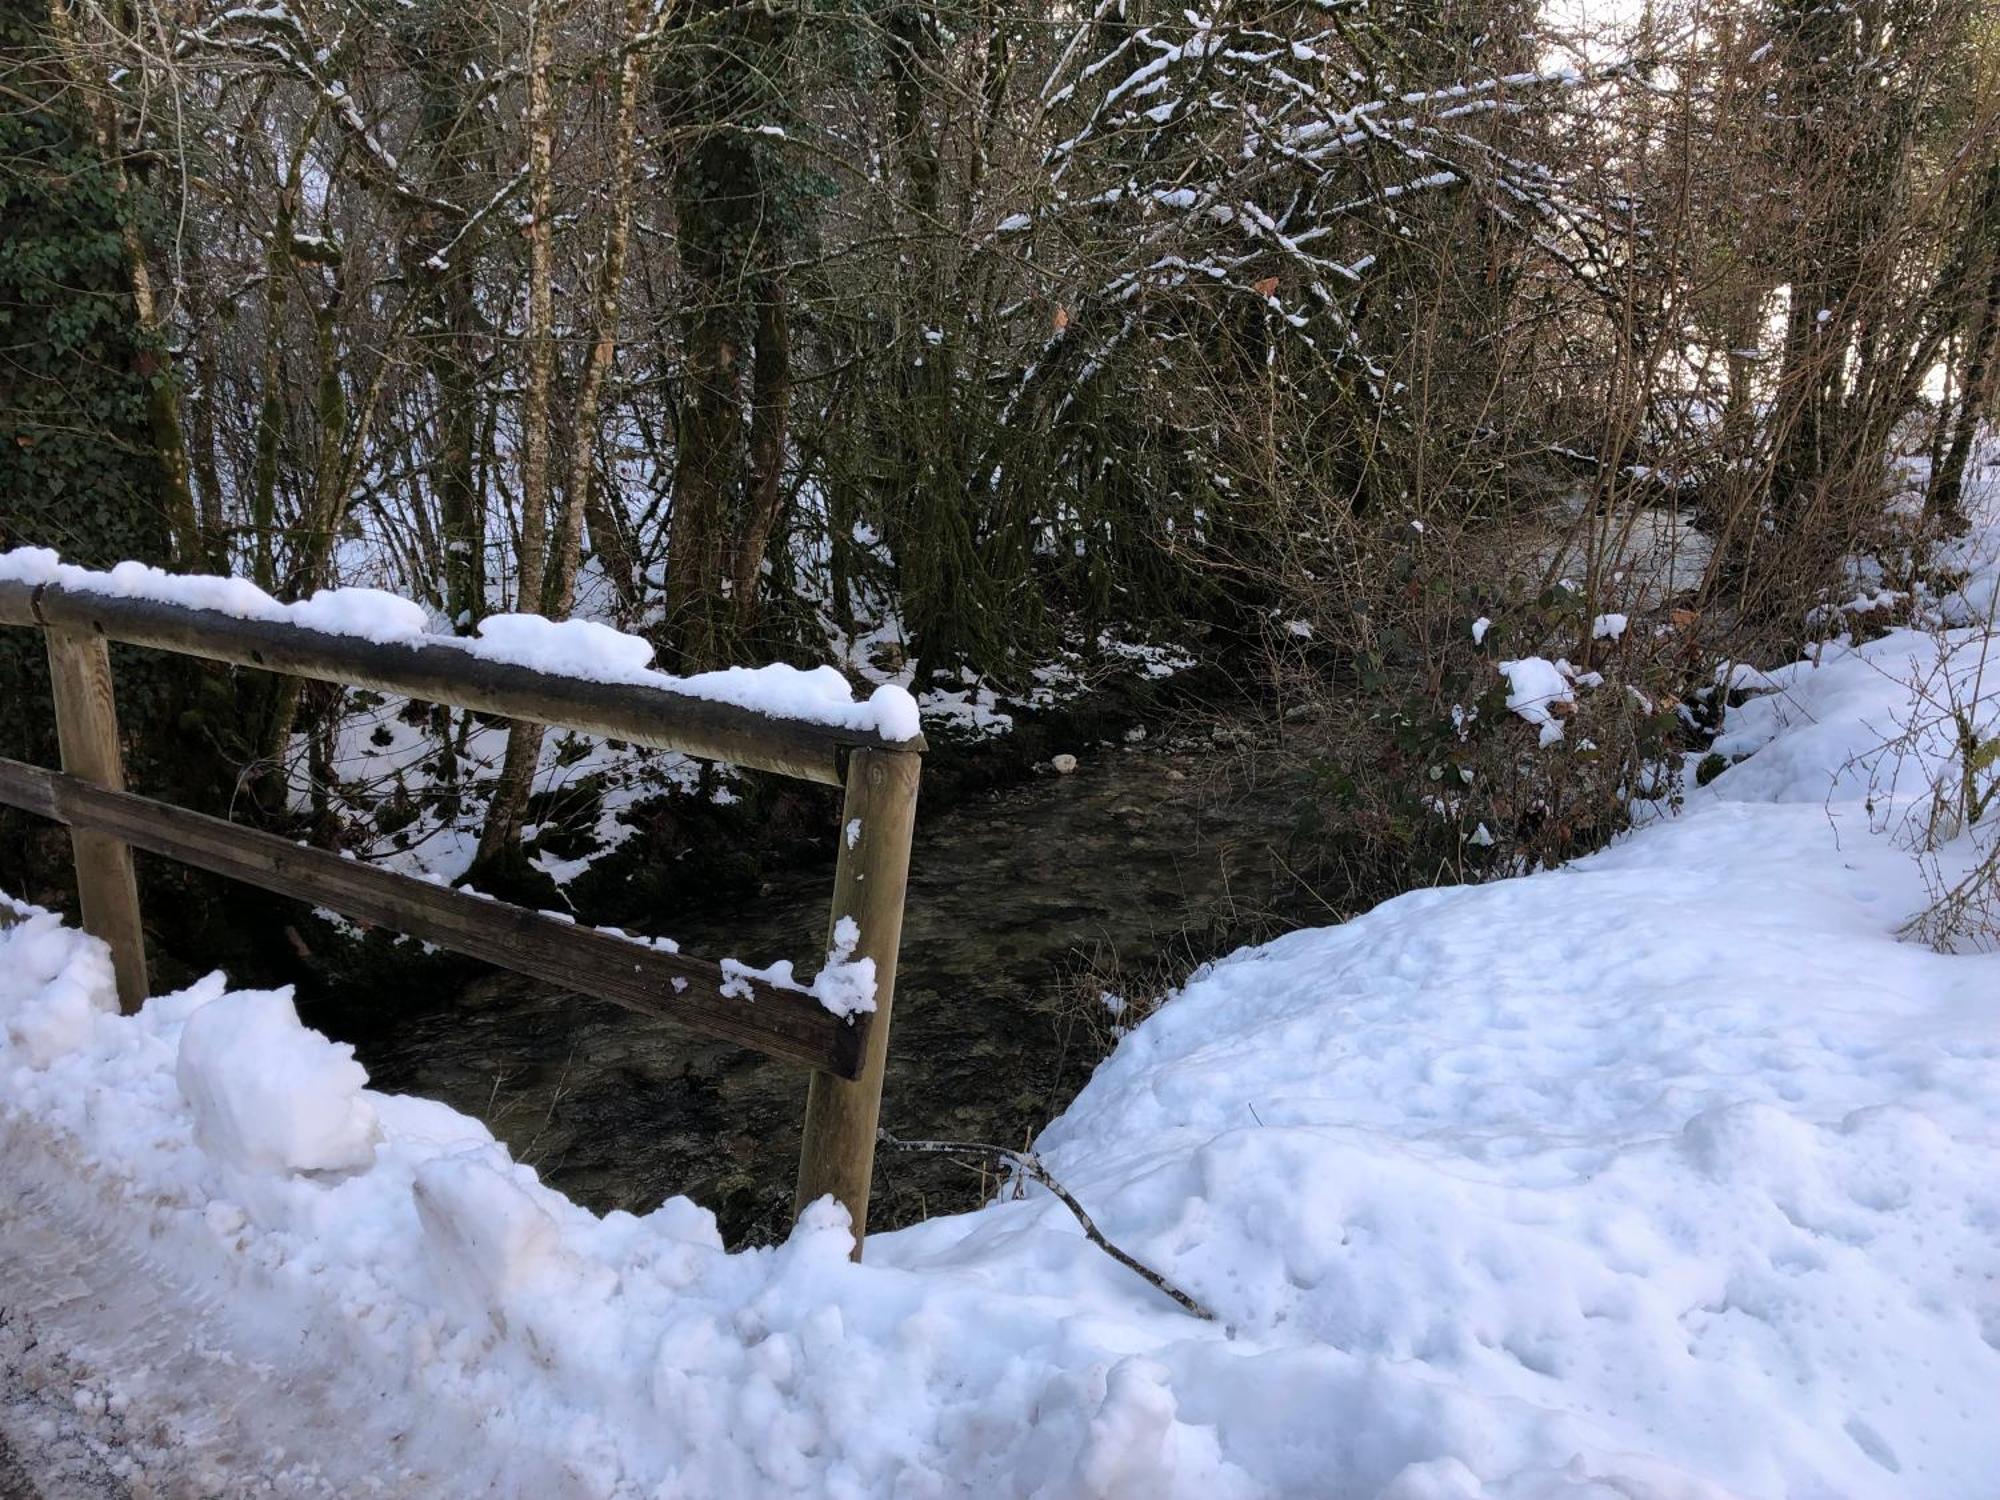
3, 480, 2000, 1496
0, 546, 432, 644
0, 906, 116, 1068
808, 915, 876, 1020
174, 987, 379, 1176
1497, 655, 1573, 744
1537, 502, 1714, 610
0, 548, 921, 742
716, 921, 878, 1019
474, 612, 657, 678
412, 1154, 573, 1321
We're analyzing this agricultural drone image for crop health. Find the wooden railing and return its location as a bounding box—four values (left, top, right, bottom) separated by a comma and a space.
0, 578, 923, 1252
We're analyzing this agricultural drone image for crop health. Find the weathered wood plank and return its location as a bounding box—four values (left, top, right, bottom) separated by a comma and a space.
44, 628, 149, 1012
793, 748, 922, 1252
0, 580, 925, 784
0, 757, 865, 1077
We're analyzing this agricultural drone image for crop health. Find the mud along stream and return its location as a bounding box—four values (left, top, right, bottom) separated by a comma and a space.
324, 752, 1306, 1247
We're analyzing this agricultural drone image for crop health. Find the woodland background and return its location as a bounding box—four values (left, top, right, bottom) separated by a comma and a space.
2, 0, 1998, 952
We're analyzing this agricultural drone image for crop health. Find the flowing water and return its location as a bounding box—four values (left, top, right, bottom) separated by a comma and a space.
340, 750, 1306, 1247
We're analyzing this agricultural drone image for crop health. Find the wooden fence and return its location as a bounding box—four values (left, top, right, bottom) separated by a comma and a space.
0, 578, 922, 1252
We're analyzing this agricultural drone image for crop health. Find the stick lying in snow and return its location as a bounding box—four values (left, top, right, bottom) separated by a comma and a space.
878, 1132, 1215, 1321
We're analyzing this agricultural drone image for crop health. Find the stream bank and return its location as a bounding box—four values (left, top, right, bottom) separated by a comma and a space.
325, 743, 1313, 1246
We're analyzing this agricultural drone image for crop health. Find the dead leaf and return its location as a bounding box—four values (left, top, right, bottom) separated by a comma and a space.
1252, 275, 1280, 298
1052, 305, 1070, 332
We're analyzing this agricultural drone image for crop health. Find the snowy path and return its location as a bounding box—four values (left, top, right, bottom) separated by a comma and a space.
0, 1120, 359, 1497
0, 1340, 132, 1500
0, 1109, 584, 1498
0, 1437, 47, 1498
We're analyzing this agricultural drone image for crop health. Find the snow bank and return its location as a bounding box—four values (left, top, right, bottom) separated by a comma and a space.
0, 900, 117, 1067
0, 547, 921, 742
0, 897, 1239, 1497
4, 485, 2000, 1495
175, 988, 379, 1176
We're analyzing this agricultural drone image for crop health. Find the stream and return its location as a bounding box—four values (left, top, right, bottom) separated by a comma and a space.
340, 748, 1309, 1247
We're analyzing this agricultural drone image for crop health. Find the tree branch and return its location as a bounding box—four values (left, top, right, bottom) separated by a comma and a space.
878, 1131, 1215, 1320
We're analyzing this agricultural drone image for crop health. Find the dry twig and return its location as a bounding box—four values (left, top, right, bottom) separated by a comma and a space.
879, 1131, 1215, 1320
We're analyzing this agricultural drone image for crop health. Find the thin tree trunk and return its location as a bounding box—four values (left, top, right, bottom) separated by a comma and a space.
255, 276, 415, 814
436, 264, 487, 632
585, 475, 642, 618
547, 0, 658, 616
1932, 164, 2000, 523
476, 0, 564, 868
514, 0, 559, 613
392, 9, 496, 637
1933, 255, 2000, 523
183, 263, 228, 570
734, 278, 791, 628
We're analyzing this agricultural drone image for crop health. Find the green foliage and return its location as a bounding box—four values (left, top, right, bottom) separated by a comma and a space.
0, 10, 170, 564
0, 17, 186, 885
1289, 531, 1689, 897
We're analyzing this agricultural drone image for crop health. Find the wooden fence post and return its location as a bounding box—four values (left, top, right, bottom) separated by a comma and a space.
45, 626, 148, 1012
794, 747, 920, 1255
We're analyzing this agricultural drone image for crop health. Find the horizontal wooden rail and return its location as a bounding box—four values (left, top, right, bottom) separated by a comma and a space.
0, 756, 864, 1078
0, 580, 924, 785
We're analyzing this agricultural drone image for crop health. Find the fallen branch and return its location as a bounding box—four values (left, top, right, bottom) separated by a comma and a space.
878, 1131, 1215, 1321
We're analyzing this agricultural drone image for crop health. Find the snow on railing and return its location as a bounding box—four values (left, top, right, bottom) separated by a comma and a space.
0, 549, 920, 743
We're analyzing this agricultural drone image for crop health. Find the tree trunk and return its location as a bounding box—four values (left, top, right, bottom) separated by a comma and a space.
547, 0, 653, 619
475, 0, 560, 868
184, 262, 229, 570
1931, 163, 2000, 524
662, 129, 752, 669
435, 262, 487, 632
1932, 256, 2000, 524
249, 210, 290, 593
658, 0, 795, 670
734, 279, 792, 629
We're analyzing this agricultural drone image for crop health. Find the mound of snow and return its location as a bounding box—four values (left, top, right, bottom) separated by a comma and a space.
0, 900, 117, 1067
175, 988, 379, 1176
413, 1154, 578, 1327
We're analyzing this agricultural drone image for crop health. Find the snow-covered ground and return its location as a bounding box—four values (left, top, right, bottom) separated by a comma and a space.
3, 487, 1999, 1496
